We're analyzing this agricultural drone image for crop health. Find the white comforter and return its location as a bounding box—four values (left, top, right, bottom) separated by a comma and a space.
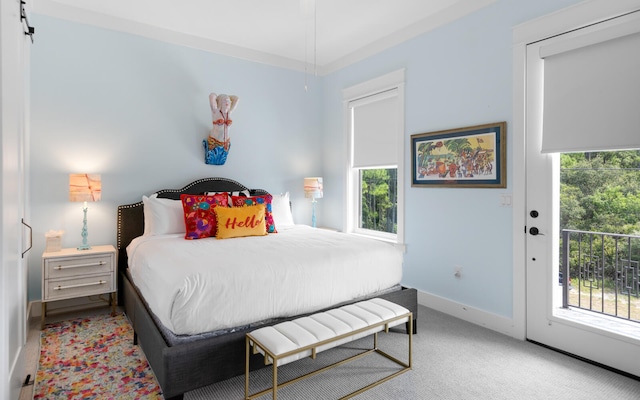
127, 226, 403, 335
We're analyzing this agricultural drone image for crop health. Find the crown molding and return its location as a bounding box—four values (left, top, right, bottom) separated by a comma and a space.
34, 0, 496, 76
322, 0, 497, 74
33, 0, 309, 72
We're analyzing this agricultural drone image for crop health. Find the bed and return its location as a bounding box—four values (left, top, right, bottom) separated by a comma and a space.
117, 177, 418, 399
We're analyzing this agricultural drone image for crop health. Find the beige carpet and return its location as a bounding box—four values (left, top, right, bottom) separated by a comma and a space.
185, 305, 640, 399
23, 305, 640, 399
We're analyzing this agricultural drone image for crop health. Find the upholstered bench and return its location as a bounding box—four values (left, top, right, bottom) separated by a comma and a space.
245, 298, 413, 400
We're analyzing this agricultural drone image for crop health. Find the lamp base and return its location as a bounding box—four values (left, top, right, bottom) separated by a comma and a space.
311, 199, 317, 228
78, 206, 91, 250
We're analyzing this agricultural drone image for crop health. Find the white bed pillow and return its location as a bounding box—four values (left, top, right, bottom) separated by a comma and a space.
271, 192, 295, 228
142, 193, 185, 235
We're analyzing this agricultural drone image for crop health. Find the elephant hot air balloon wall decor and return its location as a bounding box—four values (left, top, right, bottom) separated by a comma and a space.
203, 92, 239, 165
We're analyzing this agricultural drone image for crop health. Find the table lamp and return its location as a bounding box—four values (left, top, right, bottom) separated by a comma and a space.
69, 173, 101, 250
303, 177, 323, 228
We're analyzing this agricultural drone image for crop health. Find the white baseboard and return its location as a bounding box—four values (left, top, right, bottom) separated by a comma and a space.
9, 338, 25, 400
28, 300, 40, 319
27, 300, 36, 319
417, 290, 516, 338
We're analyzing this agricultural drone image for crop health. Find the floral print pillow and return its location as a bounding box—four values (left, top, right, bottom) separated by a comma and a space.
230, 194, 277, 233
180, 193, 228, 239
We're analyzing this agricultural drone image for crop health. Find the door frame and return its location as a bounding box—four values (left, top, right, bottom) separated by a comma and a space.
1, 0, 31, 397
511, 0, 640, 341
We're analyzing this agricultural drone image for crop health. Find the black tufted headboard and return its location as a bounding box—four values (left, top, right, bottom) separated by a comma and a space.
116, 177, 269, 277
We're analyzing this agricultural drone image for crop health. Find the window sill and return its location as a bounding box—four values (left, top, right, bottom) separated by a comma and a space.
349, 232, 406, 253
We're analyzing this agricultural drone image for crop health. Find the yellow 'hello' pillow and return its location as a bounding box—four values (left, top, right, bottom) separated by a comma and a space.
214, 204, 267, 239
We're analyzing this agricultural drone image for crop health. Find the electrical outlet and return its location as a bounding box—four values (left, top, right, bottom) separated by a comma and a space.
500, 194, 512, 207
454, 266, 462, 278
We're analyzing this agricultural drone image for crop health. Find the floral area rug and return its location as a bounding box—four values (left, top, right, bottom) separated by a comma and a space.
33, 312, 163, 399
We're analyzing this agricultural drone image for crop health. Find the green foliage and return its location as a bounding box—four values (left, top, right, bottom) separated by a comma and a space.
561, 151, 640, 235
560, 185, 585, 229
561, 151, 640, 301
361, 168, 397, 233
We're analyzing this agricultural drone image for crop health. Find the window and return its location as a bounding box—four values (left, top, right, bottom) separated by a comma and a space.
360, 168, 397, 234
343, 70, 404, 243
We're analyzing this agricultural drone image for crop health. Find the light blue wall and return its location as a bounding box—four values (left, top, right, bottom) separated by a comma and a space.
321, 0, 582, 318
29, 15, 323, 301
29, 0, 582, 318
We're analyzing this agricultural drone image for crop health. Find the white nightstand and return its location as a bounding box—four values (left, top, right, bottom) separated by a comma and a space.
41, 245, 117, 328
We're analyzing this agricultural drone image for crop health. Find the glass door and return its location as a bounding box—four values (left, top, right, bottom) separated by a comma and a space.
524, 13, 640, 376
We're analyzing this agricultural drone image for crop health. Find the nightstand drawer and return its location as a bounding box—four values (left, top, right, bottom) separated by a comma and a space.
41, 245, 118, 328
44, 273, 114, 301
44, 254, 114, 279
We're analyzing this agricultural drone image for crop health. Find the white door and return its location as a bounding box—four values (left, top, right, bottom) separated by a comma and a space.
525, 10, 640, 376
1, 1, 31, 398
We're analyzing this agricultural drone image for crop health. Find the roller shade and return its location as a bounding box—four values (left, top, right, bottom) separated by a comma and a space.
541, 18, 640, 153
350, 89, 399, 168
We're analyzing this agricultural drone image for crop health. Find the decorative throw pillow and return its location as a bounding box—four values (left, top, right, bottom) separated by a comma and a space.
215, 204, 267, 239
230, 194, 277, 233
180, 193, 228, 239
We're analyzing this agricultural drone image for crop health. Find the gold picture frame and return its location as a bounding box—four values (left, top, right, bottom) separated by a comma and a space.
411, 122, 506, 188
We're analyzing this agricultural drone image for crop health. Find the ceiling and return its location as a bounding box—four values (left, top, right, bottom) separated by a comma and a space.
33, 0, 496, 74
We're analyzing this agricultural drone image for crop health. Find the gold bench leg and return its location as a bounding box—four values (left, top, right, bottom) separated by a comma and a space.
409, 316, 413, 368
245, 336, 250, 400
246, 311, 413, 400
273, 359, 278, 400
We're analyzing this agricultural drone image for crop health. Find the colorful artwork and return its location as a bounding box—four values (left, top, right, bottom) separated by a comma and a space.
411, 122, 506, 188
204, 92, 239, 165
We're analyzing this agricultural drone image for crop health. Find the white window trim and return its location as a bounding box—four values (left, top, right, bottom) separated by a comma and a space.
342, 69, 405, 245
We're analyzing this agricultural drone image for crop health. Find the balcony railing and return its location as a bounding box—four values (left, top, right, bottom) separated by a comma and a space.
561, 229, 640, 323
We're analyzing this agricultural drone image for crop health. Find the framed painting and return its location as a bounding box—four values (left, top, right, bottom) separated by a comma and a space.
411, 122, 506, 188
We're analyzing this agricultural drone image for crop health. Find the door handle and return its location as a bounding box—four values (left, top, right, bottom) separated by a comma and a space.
22, 218, 32, 258
529, 227, 544, 236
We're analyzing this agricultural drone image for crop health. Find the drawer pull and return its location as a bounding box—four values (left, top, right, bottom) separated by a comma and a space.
55, 261, 105, 270
53, 280, 107, 290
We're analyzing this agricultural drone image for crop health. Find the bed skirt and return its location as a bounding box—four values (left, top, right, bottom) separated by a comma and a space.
122, 270, 417, 399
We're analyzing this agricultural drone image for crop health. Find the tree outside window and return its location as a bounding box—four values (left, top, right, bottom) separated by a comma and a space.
360, 168, 397, 234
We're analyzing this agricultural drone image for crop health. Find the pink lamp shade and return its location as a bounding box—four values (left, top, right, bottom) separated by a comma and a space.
303, 177, 323, 199
69, 174, 101, 203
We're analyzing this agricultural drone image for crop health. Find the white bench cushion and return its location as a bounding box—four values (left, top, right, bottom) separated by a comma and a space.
249, 298, 410, 366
